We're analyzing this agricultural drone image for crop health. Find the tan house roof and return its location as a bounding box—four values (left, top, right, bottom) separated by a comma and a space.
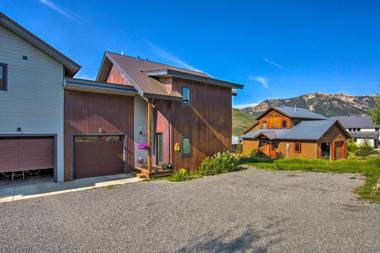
97, 52, 243, 100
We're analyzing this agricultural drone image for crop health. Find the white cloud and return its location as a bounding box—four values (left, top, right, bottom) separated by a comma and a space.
249, 76, 269, 88
39, 0, 78, 21
146, 41, 203, 73
263, 57, 284, 70
234, 103, 259, 109
75, 72, 96, 80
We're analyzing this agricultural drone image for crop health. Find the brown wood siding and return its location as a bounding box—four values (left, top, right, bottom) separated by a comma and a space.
319, 124, 348, 160
106, 64, 130, 86
64, 91, 134, 181
242, 139, 318, 159
242, 139, 259, 156
256, 110, 293, 130
154, 77, 232, 171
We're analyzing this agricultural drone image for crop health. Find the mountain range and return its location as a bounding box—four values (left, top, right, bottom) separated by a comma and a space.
232, 92, 375, 135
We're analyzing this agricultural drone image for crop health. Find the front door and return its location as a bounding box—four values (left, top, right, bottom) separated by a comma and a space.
334, 141, 344, 160
156, 133, 163, 166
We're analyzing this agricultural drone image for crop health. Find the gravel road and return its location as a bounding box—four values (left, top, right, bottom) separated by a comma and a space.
0, 168, 379, 252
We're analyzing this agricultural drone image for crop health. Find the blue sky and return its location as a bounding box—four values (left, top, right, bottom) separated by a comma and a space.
1, 0, 380, 107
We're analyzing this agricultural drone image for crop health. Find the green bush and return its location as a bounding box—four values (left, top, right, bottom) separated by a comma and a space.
347, 140, 358, 154
168, 168, 202, 182
356, 141, 377, 157
199, 151, 244, 176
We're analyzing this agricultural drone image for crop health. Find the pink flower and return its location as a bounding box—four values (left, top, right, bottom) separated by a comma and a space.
137, 143, 149, 150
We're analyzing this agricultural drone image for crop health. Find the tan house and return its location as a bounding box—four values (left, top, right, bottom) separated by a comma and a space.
241, 106, 351, 160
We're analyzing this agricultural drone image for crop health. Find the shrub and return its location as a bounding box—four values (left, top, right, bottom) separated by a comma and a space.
199, 151, 243, 176
347, 140, 358, 154
168, 168, 202, 182
356, 141, 377, 157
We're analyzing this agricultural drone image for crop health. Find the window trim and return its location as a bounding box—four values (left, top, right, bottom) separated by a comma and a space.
0, 63, 8, 91
294, 142, 302, 153
181, 87, 191, 104
181, 137, 192, 156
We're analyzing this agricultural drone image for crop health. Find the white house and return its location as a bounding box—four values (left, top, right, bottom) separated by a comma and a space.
0, 13, 80, 182
331, 116, 379, 148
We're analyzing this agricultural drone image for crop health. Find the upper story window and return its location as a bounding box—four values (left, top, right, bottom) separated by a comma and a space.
0, 63, 7, 91
182, 87, 191, 104
262, 121, 267, 129
282, 120, 287, 128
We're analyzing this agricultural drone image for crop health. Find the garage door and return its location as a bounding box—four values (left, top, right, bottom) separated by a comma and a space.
74, 135, 124, 179
0, 137, 55, 173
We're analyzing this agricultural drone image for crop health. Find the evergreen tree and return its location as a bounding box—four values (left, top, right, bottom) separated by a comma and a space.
371, 93, 380, 125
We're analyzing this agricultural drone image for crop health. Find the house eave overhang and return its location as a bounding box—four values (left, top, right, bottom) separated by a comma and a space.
144, 69, 244, 89
0, 12, 81, 77
64, 78, 137, 96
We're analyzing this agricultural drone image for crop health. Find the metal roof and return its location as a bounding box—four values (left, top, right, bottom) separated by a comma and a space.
0, 12, 80, 77
64, 78, 137, 96
350, 131, 379, 139
330, 116, 376, 129
242, 119, 349, 141
268, 106, 327, 120
99, 52, 243, 100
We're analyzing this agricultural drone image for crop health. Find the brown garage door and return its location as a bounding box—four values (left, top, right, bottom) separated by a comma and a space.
74, 135, 124, 179
0, 137, 55, 173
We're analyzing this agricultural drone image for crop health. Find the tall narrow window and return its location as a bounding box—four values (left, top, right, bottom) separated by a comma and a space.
0, 63, 7, 91
262, 121, 267, 129
182, 87, 191, 104
282, 120, 287, 128
182, 137, 192, 156
295, 142, 302, 153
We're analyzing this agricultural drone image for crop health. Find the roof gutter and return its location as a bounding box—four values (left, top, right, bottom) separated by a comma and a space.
145, 69, 244, 89
64, 78, 137, 96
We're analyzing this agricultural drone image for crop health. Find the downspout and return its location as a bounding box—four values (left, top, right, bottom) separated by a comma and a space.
147, 99, 153, 176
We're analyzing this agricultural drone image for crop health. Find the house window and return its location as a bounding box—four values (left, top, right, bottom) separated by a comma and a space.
0, 63, 7, 91
182, 137, 192, 156
282, 120, 287, 128
295, 142, 302, 153
262, 121, 267, 129
182, 87, 191, 104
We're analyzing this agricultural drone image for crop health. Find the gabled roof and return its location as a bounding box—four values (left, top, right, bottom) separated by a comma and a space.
97, 52, 243, 100
0, 12, 80, 77
257, 106, 326, 120
242, 119, 350, 141
330, 116, 376, 129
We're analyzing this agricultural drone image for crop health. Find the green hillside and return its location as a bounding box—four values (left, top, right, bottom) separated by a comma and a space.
232, 108, 257, 136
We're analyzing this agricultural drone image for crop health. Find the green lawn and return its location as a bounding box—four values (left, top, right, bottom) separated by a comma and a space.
232, 108, 257, 136
246, 158, 380, 203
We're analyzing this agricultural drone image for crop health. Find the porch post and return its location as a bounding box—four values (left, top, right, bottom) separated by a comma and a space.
147, 99, 153, 176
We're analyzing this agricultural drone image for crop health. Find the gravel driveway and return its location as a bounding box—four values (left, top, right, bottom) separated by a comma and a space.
0, 168, 379, 253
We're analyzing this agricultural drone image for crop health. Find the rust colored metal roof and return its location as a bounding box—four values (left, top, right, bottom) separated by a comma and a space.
104, 52, 242, 100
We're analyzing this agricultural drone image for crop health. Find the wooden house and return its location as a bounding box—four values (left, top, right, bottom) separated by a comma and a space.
241, 106, 350, 160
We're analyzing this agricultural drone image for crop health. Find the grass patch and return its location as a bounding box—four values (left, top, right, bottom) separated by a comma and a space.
246, 158, 380, 203
168, 168, 203, 182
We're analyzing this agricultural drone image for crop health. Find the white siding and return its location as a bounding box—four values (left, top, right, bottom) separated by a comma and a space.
0, 26, 65, 182
134, 96, 148, 166
361, 128, 376, 132
356, 139, 375, 147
